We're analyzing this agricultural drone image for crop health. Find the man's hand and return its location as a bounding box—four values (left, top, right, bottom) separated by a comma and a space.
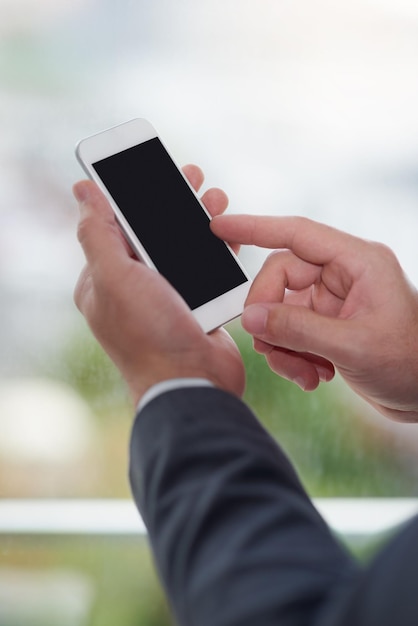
211, 214, 418, 422
73, 167, 245, 406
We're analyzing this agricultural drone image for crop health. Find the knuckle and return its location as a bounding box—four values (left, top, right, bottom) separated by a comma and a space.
73, 267, 91, 313
368, 240, 398, 263
265, 249, 284, 262
264, 249, 293, 269
73, 279, 83, 313
367, 241, 404, 277
76, 214, 91, 245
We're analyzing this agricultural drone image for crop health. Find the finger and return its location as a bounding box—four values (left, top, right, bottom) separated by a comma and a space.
182, 164, 205, 192
204, 189, 241, 255
242, 302, 363, 368
245, 249, 321, 306
73, 180, 134, 279
211, 214, 357, 266
253, 338, 335, 384
201, 187, 229, 217
180, 167, 240, 253
265, 347, 334, 391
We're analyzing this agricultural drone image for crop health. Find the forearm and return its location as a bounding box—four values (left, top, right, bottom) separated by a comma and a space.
129, 387, 358, 626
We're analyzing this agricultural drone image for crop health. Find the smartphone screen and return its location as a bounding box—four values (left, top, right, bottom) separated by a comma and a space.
92, 137, 248, 310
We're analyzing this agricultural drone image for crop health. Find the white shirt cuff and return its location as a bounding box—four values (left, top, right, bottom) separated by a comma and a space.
137, 378, 214, 413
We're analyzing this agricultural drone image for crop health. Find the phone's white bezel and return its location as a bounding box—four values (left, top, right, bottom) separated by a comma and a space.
75, 118, 251, 333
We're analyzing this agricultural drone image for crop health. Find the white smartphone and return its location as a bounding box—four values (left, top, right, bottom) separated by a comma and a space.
75, 118, 251, 333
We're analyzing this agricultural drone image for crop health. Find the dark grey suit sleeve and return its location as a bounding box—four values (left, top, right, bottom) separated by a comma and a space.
129, 386, 418, 626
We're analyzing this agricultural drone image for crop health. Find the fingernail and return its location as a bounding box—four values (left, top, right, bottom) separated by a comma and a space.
317, 365, 334, 382
294, 377, 307, 391
73, 181, 91, 204
242, 305, 268, 335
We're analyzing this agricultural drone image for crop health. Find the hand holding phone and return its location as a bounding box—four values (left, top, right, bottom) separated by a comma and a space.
75, 119, 251, 333
73, 174, 247, 403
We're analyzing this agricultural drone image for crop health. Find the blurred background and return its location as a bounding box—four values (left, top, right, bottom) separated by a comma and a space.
1, 1, 418, 624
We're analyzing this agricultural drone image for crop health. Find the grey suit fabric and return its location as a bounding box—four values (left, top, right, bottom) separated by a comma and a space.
129, 386, 418, 626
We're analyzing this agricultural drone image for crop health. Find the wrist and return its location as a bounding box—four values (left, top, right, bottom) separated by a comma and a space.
120, 329, 245, 406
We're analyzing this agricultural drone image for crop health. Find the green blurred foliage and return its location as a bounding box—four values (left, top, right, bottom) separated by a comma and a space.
46, 322, 131, 417
3, 536, 172, 626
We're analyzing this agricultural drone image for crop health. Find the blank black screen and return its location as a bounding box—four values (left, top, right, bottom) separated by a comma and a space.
93, 138, 247, 310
